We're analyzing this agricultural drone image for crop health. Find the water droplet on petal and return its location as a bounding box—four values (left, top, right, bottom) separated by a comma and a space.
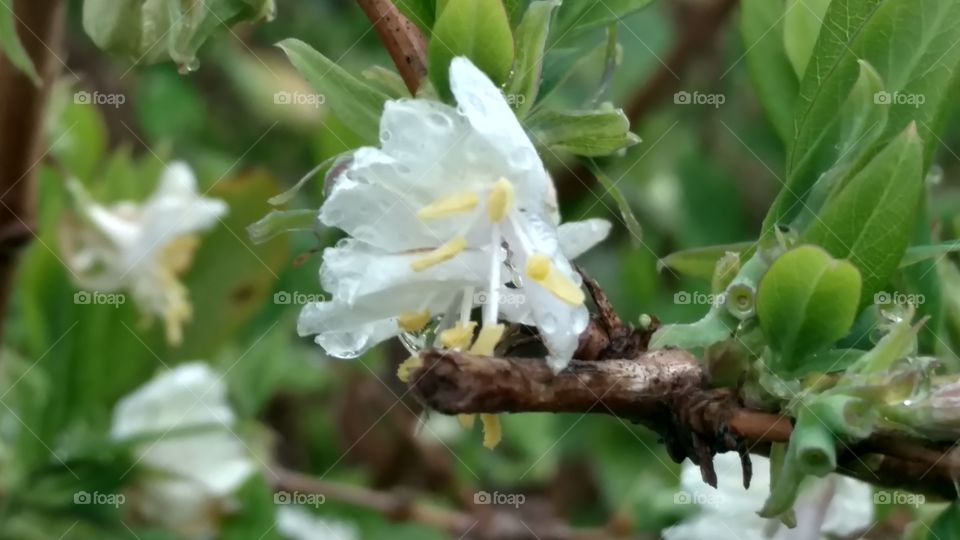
540, 312, 558, 334
381, 129, 393, 143
177, 58, 200, 74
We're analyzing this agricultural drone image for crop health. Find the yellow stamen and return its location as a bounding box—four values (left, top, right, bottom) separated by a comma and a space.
417, 192, 479, 221
439, 321, 477, 349
525, 254, 585, 306
398, 310, 431, 332
480, 414, 502, 449
487, 177, 515, 223
469, 324, 505, 356
396, 355, 423, 383
411, 236, 467, 272
458, 414, 476, 429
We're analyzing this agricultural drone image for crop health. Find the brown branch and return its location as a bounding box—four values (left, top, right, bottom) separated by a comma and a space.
355, 0, 428, 94
270, 467, 644, 540
0, 0, 65, 341
410, 350, 960, 501
555, 0, 739, 199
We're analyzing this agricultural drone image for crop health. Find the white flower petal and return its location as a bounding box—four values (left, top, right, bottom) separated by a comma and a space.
277, 507, 359, 540
111, 362, 235, 439
321, 178, 471, 251
318, 239, 489, 304
448, 57, 556, 215
559, 218, 612, 259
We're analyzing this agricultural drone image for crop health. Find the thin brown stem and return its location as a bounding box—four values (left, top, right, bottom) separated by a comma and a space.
270, 467, 642, 540
0, 0, 65, 341
355, 0, 428, 94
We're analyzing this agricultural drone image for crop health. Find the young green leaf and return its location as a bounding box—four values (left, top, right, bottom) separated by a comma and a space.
782, 0, 830, 78
394, 0, 436, 30
740, 0, 799, 143
900, 242, 960, 268
803, 124, 924, 307
82, 0, 142, 57
586, 161, 643, 245
527, 107, 639, 156
0, 2, 39, 85
766, 0, 960, 233
278, 38, 390, 144
550, 0, 654, 42
757, 245, 862, 372
506, 0, 561, 117
427, 0, 514, 99
657, 241, 756, 282
927, 503, 960, 540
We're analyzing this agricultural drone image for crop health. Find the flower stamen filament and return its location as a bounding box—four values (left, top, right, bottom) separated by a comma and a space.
417, 192, 479, 221
410, 236, 467, 271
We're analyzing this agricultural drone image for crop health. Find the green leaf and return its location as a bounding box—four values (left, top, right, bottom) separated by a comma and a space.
0, 1, 39, 85
657, 241, 756, 282
585, 161, 643, 245
82, 0, 142, 56
394, 0, 436, 30
278, 38, 389, 144
551, 0, 654, 41
527, 107, 639, 156
927, 503, 960, 540
506, 0, 560, 117
900, 242, 960, 268
176, 170, 290, 359
362, 65, 411, 98
757, 245, 862, 372
767, 0, 960, 233
782, 0, 830, 78
803, 124, 924, 306
428, 0, 514, 99
740, 0, 799, 142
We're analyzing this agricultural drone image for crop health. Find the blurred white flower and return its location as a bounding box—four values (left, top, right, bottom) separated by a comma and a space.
276, 507, 358, 540
664, 453, 875, 540
111, 362, 256, 539
298, 57, 610, 370
63, 162, 227, 345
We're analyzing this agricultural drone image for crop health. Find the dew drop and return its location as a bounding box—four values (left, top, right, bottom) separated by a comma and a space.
381, 129, 393, 143
177, 58, 200, 75
540, 312, 558, 334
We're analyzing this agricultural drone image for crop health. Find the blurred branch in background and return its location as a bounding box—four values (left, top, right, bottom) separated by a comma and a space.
555, 0, 739, 199
0, 0, 65, 341
355, 0, 428, 93
271, 466, 643, 540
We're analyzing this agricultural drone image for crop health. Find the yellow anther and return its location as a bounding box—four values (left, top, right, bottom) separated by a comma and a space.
480, 414, 502, 449
439, 321, 477, 349
469, 324, 505, 356
411, 236, 467, 272
458, 414, 476, 429
487, 177, 515, 223
525, 254, 585, 306
396, 355, 423, 383
397, 310, 431, 332
417, 192, 479, 221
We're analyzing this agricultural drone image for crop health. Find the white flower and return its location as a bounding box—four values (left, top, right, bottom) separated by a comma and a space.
298, 57, 610, 370
62, 162, 227, 345
111, 362, 256, 538
664, 453, 875, 540
276, 507, 358, 540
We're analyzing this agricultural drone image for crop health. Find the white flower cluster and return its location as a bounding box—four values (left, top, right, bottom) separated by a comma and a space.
63, 162, 227, 344
297, 57, 610, 371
